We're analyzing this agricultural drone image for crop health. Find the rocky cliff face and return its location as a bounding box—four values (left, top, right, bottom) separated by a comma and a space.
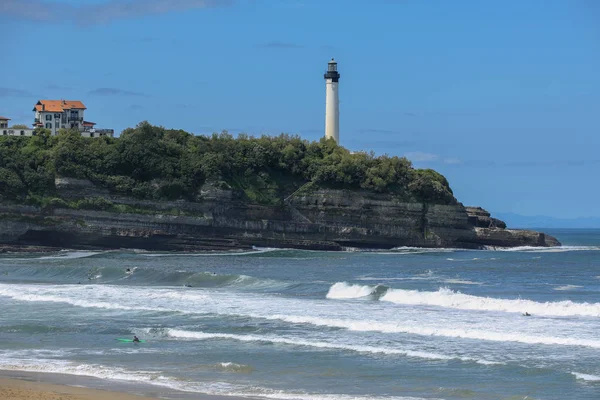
0, 178, 560, 252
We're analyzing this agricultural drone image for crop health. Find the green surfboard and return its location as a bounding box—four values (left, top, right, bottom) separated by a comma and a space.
116, 338, 146, 343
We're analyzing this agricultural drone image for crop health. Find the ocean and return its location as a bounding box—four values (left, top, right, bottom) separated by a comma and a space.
0, 229, 599, 400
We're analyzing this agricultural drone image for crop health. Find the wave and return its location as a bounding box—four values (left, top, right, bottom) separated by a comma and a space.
0, 357, 435, 400
553, 285, 583, 291
159, 328, 498, 365
379, 287, 600, 317
141, 247, 283, 257
384, 247, 459, 254
572, 372, 600, 382
355, 271, 437, 283
442, 279, 483, 285
216, 362, 255, 373
326, 282, 379, 299
325, 283, 600, 317
0, 284, 168, 313
4, 283, 598, 349
1, 251, 104, 262
492, 245, 600, 253
264, 314, 600, 349
0, 262, 288, 289
37, 251, 104, 260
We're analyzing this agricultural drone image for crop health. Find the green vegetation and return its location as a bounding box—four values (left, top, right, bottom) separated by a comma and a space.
0, 122, 456, 206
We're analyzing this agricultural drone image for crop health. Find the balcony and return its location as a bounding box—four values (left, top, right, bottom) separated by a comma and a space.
68, 116, 83, 121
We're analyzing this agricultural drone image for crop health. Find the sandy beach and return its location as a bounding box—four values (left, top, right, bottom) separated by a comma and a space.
0, 373, 250, 400
0, 376, 158, 400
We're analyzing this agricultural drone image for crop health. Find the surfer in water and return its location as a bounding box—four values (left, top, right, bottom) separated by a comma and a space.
523, 312, 531, 316
133, 336, 140, 343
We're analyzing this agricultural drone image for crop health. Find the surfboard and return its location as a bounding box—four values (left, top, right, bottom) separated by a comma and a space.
116, 338, 146, 343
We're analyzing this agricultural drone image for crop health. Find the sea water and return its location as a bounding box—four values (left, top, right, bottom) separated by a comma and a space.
0, 229, 599, 400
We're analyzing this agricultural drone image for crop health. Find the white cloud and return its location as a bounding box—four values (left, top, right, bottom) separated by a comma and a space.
404, 151, 439, 162
0, 0, 232, 24
443, 158, 462, 165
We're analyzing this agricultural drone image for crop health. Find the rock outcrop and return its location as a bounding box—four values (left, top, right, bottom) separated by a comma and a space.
0, 179, 561, 252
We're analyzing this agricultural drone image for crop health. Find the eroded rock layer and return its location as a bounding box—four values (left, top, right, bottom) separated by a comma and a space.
0, 179, 561, 252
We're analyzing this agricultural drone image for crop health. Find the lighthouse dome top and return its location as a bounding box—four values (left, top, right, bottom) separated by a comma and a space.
328, 58, 337, 64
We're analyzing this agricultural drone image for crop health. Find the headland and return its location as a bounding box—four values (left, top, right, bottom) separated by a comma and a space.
0, 123, 560, 252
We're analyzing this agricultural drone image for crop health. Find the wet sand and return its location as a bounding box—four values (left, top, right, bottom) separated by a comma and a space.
0, 372, 250, 400
0, 377, 159, 400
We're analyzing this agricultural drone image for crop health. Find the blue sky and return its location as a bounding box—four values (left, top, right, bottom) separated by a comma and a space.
1, 0, 599, 219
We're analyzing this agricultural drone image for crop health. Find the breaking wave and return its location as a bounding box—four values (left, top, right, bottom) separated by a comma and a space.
326, 282, 379, 299
141, 247, 283, 257
571, 372, 600, 382
379, 287, 600, 317
159, 328, 498, 365
492, 245, 600, 253
325, 282, 600, 317
264, 314, 600, 348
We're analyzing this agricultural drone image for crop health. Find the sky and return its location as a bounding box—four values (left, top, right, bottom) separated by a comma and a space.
1, 0, 599, 219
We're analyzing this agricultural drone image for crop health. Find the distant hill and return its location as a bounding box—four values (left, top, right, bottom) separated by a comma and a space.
495, 212, 600, 229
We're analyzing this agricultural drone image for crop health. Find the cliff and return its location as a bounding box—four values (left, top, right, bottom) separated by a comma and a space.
0, 178, 560, 252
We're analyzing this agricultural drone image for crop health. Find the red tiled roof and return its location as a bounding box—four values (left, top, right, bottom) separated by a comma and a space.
0, 116, 10, 120
33, 100, 87, 112
83, 121, 96, 126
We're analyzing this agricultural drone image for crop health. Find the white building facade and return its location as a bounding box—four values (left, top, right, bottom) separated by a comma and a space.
32, 100, 114, 137
0, 116, 35, 136
33, 100, 87, 135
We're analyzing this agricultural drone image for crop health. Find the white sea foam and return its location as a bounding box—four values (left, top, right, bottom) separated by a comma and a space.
554, 285, 583, 291
0, 285, 167, 313
3, 283, 599, 349
37, 251, 103, 260
386, 247, 458, 254
443, 279, 483, 285
263, 314, 600, 348
326, 282, 376, 299
141, 247, 282, 257
0, 357, 433, 400
493, 245, 600, 253
572, 372, 600, 382
355, 276, 436, 282
379, 287, 600, 317
161, 328, 498, 365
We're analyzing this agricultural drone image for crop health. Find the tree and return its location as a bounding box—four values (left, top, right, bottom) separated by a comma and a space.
0, 121, 458, 206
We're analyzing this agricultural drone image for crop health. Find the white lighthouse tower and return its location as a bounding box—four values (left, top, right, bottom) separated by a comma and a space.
324, 58, 340, 143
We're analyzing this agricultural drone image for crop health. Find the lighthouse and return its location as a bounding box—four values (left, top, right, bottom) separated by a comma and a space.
324, 58, 340, 143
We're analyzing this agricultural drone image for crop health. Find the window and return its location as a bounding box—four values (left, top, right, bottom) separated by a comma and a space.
90, 132, 94, 138
20, 131, 24, 136
45, 114, 52, 121
2, 130, 6, 135
45, 123, 51, 129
